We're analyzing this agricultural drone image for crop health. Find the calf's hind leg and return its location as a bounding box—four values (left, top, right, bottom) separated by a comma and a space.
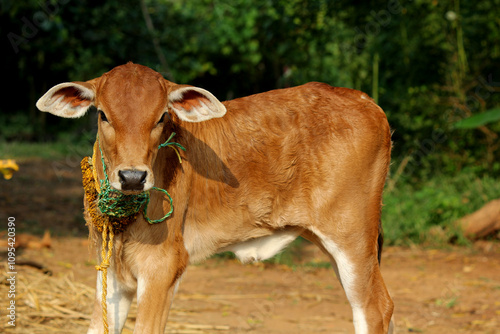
305, 226, 394, 334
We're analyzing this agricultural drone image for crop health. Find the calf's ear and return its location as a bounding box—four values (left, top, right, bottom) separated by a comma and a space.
168, 85, 227, 122
36, 81, 95, 118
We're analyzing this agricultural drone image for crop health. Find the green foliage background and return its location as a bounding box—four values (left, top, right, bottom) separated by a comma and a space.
1, 0, 499, 244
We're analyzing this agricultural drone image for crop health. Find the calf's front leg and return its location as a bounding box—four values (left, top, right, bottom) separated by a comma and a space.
87, 266, 135, 334
133, 246, 189, 334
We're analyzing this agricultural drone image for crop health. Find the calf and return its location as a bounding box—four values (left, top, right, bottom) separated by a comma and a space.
37, 62, 394, 333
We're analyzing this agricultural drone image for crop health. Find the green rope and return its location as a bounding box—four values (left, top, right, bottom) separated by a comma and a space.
159, 131, 186, 151
96, 132, 186, 225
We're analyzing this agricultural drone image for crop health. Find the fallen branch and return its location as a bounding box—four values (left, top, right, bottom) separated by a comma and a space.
456, 198, 500, 239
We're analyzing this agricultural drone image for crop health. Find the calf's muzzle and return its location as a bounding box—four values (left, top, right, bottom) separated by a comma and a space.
118, 170, 147, 191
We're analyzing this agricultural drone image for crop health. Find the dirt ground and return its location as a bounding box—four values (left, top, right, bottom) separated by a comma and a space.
2, 160, 500, 333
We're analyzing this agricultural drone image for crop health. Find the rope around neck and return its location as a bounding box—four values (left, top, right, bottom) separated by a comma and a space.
81, 132, 185, 334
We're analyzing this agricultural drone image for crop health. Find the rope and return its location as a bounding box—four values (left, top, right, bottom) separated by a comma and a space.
94, 222, 114, 334
81, 131, 185, 334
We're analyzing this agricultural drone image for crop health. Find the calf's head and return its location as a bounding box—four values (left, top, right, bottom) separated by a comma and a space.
36, 63, 226, 193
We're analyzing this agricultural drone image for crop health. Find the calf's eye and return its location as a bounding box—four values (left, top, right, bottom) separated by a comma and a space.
157, 113, 166, 125
99, 110, 108, 122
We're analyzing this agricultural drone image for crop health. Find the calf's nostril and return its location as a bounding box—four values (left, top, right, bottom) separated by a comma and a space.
140, 171, 147, 184
118, 170, 127, 184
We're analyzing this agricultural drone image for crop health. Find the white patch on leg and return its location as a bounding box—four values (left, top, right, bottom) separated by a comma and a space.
309, 227, 369, 334
173, 275, 183, 296
388, 315, 395, 334
92, 270, 133, 334
136, 276, 146, 304
169, 274, 184, 310
352, 307, 369, 334
224, 229, 300, 263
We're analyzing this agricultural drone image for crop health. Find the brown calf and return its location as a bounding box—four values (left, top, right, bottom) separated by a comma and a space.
37, 63, 394, 333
